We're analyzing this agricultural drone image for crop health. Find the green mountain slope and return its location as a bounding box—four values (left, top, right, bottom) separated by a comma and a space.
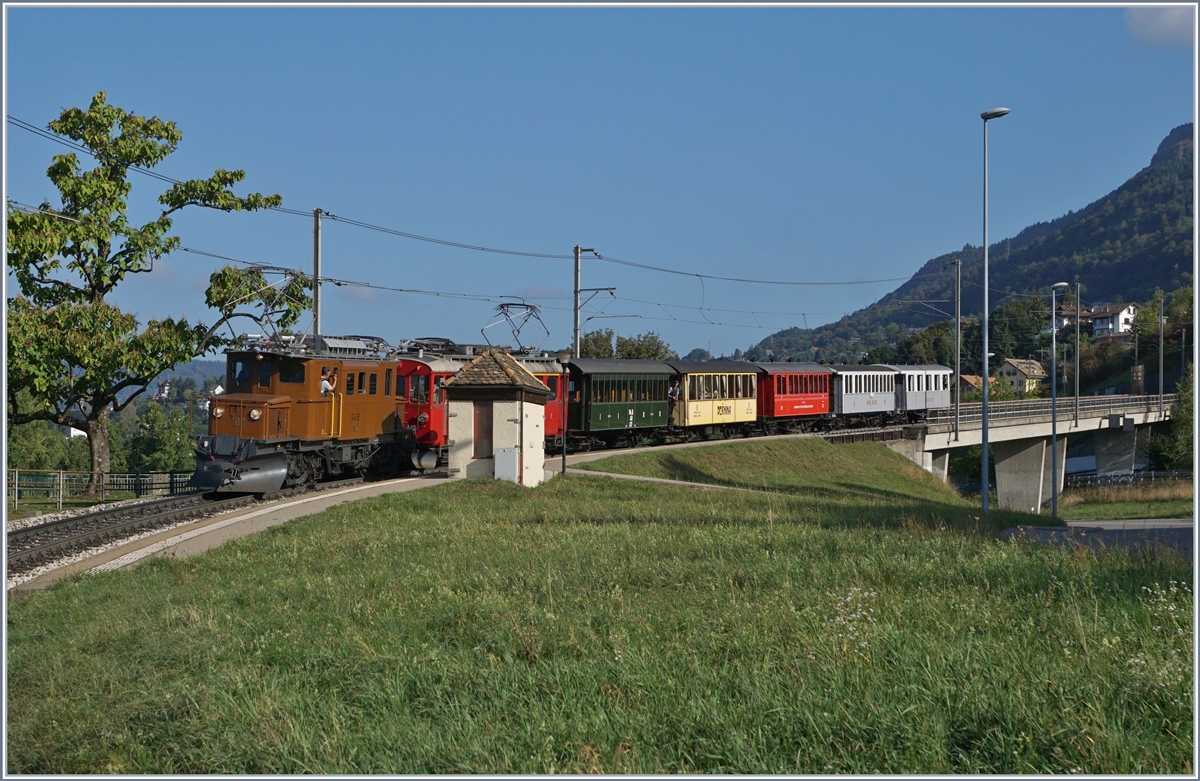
748, 124, 1193, 362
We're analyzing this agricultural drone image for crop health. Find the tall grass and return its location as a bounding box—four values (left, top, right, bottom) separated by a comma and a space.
1060, 481, 1194, 508
7, 473, 1190, 774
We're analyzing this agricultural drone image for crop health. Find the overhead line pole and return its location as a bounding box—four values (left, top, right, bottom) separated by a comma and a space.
573, 245, 595, 358
313, 208, 323, 337
1074, 281, 1080, 425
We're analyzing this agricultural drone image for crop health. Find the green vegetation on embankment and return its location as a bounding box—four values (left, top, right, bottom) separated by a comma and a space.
6, 447, 1192, 773
578, 437, 992, 512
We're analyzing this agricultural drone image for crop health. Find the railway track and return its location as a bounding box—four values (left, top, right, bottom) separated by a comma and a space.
6, 477, 371, 578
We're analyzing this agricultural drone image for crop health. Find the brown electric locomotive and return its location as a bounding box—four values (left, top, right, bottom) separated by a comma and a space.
191, 334, 415, 494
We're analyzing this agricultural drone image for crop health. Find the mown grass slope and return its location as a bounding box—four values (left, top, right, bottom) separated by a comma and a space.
7, 462, 1192, 773
578, 438, 986, 515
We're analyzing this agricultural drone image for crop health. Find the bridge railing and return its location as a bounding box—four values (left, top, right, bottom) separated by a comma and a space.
927, 394, 1177, 428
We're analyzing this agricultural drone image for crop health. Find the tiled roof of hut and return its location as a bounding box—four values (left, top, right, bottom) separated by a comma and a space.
442, 349, 551, 394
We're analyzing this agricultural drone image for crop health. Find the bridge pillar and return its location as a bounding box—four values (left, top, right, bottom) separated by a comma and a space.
993, 435, 1066, 514
930, 449, 950, 483
1094, 421, 1144, 474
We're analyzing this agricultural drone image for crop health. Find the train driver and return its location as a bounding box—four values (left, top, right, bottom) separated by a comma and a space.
320, 367, 338, 397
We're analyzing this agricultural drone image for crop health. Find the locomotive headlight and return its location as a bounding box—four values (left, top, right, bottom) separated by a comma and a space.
249, 408, 263, 421
417, 413, 428, 425
212, 406, 225, 418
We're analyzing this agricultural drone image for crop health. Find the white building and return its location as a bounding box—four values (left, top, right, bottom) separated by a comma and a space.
443, 349, 550, 487
1090, 303, 1138, 337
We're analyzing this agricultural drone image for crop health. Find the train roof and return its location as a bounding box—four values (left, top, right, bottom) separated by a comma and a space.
754, 362, 832, 374
568, 358, 674, 374
396, 354, 470, 373
666, 360, 758, 373
870, 364, 953, 372
225, 333, 394, 358
827, 364, 899, 373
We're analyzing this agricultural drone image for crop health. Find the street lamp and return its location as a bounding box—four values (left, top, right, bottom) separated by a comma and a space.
556, 348, 573, 477
1050, 282, 1069, 519
980, 106, 1010, 513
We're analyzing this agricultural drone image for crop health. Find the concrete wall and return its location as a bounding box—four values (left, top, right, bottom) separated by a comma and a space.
447, 397, 545, 486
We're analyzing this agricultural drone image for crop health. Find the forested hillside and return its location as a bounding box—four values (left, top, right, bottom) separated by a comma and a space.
747, 123, 1193, 362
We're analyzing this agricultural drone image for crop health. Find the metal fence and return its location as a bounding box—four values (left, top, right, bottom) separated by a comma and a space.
927, 393, 1178, 428
1063, 471, 1194, 491
6, 469, 196, 512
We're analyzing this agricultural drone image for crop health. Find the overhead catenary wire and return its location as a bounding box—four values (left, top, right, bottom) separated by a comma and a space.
10, 114, 944, 290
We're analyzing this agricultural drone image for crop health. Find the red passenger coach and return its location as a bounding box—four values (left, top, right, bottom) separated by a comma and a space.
756, 363, 833, 422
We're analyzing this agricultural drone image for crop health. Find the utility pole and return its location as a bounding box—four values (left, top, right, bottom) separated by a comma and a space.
573, 245, 596, 358
952, 259, 961, 440
1074, 281, 1080, 425
1159, 296, 1165, 414
313, 208, 323, 337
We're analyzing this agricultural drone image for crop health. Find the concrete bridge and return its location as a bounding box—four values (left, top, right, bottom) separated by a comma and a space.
886, 394, 1177, 514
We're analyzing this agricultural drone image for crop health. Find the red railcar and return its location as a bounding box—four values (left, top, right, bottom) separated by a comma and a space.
756, 363, 833, 424
521, 359, 568, 444
395, 354, 471, 467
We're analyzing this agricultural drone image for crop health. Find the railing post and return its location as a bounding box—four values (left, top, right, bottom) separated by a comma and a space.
101, 472, 106, 503
12, 469, 17, 511
58, 470, 64, 511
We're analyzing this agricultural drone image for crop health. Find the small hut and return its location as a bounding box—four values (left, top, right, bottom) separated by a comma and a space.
443, 349, 551, 486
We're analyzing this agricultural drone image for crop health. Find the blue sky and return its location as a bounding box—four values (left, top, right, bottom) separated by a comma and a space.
4, 5, 1195, 358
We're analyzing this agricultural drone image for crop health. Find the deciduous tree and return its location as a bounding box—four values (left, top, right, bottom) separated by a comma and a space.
6, 92, 310, 487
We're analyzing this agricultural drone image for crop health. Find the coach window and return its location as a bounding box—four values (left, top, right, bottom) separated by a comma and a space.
279, 358, 305, 384
369, 373, 378, 395
384, 369, 392, 396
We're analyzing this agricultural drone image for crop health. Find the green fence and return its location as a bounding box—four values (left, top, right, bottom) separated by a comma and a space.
6, 470, 196, 514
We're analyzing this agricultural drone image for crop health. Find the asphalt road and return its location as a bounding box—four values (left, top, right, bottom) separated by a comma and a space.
1005, 520, 1194, 559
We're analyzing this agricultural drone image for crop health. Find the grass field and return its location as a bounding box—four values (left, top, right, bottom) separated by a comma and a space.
6, 442, 1193, 773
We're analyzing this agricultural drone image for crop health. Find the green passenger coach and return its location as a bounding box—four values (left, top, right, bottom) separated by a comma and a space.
566, 359, 674, 437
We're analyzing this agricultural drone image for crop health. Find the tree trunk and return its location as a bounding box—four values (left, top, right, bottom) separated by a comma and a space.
85, 413, 111, 494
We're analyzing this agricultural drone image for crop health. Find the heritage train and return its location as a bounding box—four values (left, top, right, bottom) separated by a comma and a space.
191, 334, 952, 494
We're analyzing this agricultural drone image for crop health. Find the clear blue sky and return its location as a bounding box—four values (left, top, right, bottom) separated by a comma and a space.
4, 5, 1194, 358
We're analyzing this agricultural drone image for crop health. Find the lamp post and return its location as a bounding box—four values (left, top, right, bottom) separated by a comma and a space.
952, 258, 962, 440
980, 106, 1010, 513
556, 349, 573, 477
1050, 282, 1068, 519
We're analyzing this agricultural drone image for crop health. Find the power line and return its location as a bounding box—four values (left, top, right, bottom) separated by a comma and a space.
11, 113, 945, 290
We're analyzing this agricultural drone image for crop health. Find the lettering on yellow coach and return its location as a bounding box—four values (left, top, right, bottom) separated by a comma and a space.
717, 404, 732, 416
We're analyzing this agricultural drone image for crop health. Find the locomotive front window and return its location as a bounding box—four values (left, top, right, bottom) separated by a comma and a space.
412, 375, 429, 403
346, 372, 356, 395
358, 372, 367, 394
395, 375, 407, 399
369, 373, 378, 395
258, 360, 271, 388
384, 369, 392, 396
230, 358, 252, 391
545, 376, 558, 401
279, 359, 305, 384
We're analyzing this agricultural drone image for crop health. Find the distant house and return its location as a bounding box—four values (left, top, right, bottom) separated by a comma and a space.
210, 384, 225, 396
957, 374, 998, 393
1055, 304, 1092, 331
151, 378, 173, 400
1090, 303, 1137, 338
998, 358, 1047, 393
